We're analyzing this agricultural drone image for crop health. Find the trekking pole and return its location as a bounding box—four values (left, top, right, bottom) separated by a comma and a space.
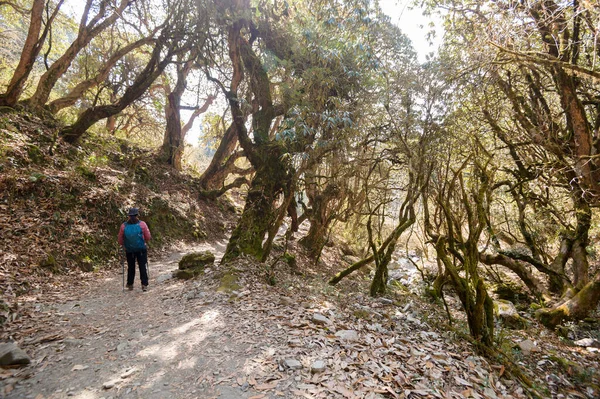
121, 247, 125, 293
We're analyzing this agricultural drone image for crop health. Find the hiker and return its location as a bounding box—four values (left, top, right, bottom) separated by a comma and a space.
118, 207, 151, 291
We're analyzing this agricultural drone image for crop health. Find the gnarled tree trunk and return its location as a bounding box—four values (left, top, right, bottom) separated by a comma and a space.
60, 35, 172, 143
26, 0, 130, 109
0, 0, 63, 107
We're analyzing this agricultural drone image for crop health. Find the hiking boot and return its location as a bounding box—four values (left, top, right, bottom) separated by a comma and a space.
126, 284, 134, 291
142, 285, 148, 292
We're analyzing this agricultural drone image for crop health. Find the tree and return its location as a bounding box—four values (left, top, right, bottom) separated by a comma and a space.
60, 0, 211, 143
0, 0, 64, 107
24, 0, 131, 110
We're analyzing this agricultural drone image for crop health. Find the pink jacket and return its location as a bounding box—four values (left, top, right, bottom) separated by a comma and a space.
118, 221, 151, 246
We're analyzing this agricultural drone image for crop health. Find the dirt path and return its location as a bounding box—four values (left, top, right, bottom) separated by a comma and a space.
3, 242, 532, 399
3, 240, 271, 399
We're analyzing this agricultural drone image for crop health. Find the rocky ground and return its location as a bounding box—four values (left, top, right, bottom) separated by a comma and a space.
1, 236, 599, 399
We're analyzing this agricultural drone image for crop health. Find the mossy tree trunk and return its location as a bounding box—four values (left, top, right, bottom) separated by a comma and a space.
537, 274, 600, 328
222, 143, 289, 262
425, 157, 495, 349
217, 17, 291, 263
299, 183, 342, 258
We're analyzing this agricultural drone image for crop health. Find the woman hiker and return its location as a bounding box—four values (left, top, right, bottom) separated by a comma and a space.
118, 207, 151, 291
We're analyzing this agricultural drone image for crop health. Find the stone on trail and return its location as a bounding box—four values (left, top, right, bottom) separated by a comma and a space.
174, 251, 215, 280
495, 300, 526, 329
0, 342, 31, 366
311, 313, 331, 325
518, 339, 540, 355
178, 251, 215, 269
121, 367, 137, 378
103, 380, 118, 389
283, 358, 303, 370
378, 298, 393, 305
335, 330, 359, 341
311, 360, 326, 374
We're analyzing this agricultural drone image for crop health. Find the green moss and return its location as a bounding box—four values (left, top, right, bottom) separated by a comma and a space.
217, 272, 241, 293
179, 251, 215, 269
283, 252, 296, 267
353, 309, 371, 320
27, 144, 45, 164
173, 268, 203, 280
75, 165, 97, 181
39, 254, 60, 273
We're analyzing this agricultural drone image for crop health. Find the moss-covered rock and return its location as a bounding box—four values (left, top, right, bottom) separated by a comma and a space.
173, 268, 200, 280
495, 300, 527, 329
173, 251, 215, 280
179, 251, 215, 270
39, 254, 60, 273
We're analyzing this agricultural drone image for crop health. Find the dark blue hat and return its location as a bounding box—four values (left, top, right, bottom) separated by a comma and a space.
127, 207, 139, 216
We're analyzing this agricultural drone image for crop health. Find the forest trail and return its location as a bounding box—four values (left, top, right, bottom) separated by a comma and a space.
2, 241, 527, 399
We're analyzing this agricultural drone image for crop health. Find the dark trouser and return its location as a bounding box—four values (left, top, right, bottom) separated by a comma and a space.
126, 249, 149, 286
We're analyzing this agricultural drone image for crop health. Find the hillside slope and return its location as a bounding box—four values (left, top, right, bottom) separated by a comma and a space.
0, 111, 234, 323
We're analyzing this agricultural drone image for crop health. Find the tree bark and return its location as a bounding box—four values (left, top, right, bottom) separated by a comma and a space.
26, 0, 130, 109
480, 252, 548, 299
328, 255, 375, 285
220, 18, 290, 263
0, 0, 63, 107
48, 37, 152, 113
536, 273, 600, 328
222, 143, 289, 262
60, 35, 171, 143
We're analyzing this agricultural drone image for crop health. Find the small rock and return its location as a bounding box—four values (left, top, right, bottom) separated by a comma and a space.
378, 298, 393, 305
546, 374, 561, 384
495, 300, 526, 329
311, 360, 326, 374
311, 313, 330, 325
518, 339, 540, 355
103, 380, 117, 389
335, 330, 359, 341
121, 368, 137, 378
283, 358, 303, 370
0, 342, 31, 366
573, 338, 600, 348
116, 343, 128, 352
71, 364, 88, 371
156, 273, 172, 283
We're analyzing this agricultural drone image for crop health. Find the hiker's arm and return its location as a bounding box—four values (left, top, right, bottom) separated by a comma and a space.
117, 223, 125, 246
140, 221, 151, 242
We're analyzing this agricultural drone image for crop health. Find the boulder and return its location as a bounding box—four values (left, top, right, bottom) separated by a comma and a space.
0, 342, 31, 366
495, 300, 526, 329
173, 269, 198, 280
178, 251, 215, 270
174, 251, 215, 280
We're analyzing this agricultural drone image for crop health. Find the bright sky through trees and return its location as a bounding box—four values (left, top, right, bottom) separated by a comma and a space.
379, 0, 442, 62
